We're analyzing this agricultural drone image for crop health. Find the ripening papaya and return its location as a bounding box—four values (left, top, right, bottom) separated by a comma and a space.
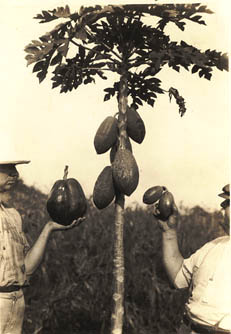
127, 107, 146, 144
112, 148, 139, 196
93, 166, 115, 209
94, 116, 118, 154
47, 166, 87, 225
143, 186, 166, 205
110, 136, 132, 163
157, 191, 174, 220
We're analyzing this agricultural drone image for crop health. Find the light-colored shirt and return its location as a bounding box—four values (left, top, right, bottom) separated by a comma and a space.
0, 204, 30, 287
174, 235, 231, 330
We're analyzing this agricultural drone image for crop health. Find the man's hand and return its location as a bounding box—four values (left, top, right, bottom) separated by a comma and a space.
47, 217, 86, 232
153, 202, 178, 232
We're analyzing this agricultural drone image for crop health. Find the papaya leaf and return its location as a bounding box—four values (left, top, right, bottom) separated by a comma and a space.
79, 45, 85, 59
37, 70, 47, 83
39, 34, 51, 43
58, 41, 69, 57
168, 87, 186, 117
42, 43, 54, 56
53, 6, 71, 18
204, 72, 212, 80
191, 15, 202, 22
104, 87, 115, 95
174, 21, 185, 31
52, 80, 62, 89
34, 10, 58, 23
134, 97, 143, 106
33, 61, 46, 73
96, 71, 107, 80
104, 93, 111, 101
24, 46, 40, 54
31, 40, 43, 47
191, 65, 199, 74
75, 28, 88, 41
26, 3, 228, 94
198, 5, 214, 14
147, 98, 155, 107
50, 53, 62, 66
25, 55, 37, 66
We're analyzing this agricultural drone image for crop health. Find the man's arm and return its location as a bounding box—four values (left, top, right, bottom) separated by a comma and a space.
25, 218, 85, 276
162, 228, 184, 284
154, 203, 184, 284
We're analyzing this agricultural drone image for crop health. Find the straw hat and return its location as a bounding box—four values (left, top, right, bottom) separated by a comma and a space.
0, 131, 30, 165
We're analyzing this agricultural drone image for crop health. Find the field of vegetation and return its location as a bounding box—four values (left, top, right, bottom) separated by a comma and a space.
10, 180, 225, 334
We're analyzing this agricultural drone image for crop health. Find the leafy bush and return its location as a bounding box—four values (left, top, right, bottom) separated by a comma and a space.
9, 180, 225, 334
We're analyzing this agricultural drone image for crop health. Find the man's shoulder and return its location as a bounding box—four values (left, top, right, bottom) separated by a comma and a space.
4, 206, 22, 220
198, 235, 229, 253
206, 235, 229, 245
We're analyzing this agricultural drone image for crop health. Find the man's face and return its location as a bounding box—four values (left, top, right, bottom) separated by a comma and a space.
220, 199, 230, 234
0, 164, 19, 192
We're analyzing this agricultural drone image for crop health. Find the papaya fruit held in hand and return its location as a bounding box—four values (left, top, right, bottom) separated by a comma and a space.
143, 186, 166, 204
94, 116, 118, 154
47, 166, 87, 225
126, 107, 146, 144
112, 148, 139, 196
157, 191, 174, 221
93, 166, 115, 209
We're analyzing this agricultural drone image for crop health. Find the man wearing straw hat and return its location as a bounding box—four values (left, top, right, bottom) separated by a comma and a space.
154, 184, 230, 334
0, 134, 84, 334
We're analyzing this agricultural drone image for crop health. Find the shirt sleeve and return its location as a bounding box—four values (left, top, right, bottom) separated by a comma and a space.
174, 241, 215, 289
21, 231, 30, 255
174, 256, 194, 288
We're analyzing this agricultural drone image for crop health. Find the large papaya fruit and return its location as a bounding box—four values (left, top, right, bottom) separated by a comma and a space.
127, 107, 146, 144
143, 186, 166, 204
112, 148, 139, 196
47, 166, 87, 225
93, 166, 115, 209
94, 116, 118, 154
110, 136, 132, 163
157, 191, 174, 220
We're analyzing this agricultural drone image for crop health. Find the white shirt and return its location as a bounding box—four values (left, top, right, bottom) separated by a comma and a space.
174, 236, 231, 330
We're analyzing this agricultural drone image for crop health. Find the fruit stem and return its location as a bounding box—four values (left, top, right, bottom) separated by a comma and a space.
63, 165, 69, 180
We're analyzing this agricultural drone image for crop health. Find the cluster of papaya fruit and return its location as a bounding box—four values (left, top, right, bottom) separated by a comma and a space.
45, 107, 147, 224
143, 186, 175, 220
93, 107, 146, 209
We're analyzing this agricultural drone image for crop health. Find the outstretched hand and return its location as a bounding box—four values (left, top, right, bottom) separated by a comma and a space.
153, 202, 178, 232
48, 217, 86, 232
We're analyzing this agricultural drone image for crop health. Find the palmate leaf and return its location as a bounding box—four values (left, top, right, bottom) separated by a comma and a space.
169, 87, 186, 117
34, 5, 71, 23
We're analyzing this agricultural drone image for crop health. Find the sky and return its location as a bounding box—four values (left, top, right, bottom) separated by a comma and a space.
0, 0, 230, 211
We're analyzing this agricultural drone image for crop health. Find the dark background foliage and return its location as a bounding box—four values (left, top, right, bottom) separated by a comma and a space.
10, 180, 225, 334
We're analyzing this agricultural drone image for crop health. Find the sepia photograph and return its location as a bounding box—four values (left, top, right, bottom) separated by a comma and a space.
0, 0, 230, 333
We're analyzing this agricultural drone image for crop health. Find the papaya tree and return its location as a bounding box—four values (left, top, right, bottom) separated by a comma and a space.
24, 4, 228, 334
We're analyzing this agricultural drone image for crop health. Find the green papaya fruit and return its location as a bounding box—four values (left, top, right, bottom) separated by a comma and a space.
157, 191, 174, 220
112, 148, 139, 196
94, 116, 118, 154
127, 107, 146, 144
47, 166, 87, 225
143, 186, 166, 204
110, 136, 132, 163
93, 166, 115, 209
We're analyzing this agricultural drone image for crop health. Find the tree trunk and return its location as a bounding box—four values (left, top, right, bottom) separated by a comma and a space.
111, 73, 128, 334
111, 193, 125, 334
